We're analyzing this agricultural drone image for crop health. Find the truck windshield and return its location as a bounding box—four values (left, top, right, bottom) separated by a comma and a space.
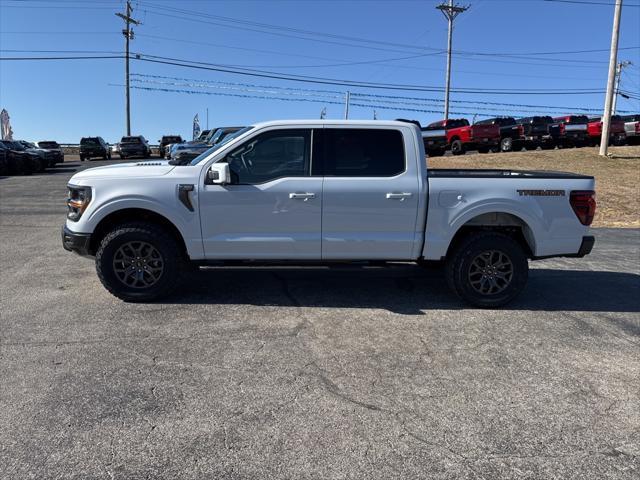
186, 126, 254, 166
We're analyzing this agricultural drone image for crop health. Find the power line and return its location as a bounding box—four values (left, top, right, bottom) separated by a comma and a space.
132, 33, 615, 80
131, 53, 606, 94
0, 52, 609, 95
0, 55, 123, 60
543, 0, 639, 6
126, 84, 498, 117
130, 73, 628, 112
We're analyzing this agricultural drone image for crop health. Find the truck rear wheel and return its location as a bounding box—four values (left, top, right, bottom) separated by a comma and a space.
95, 222, 187, 302
500, 137, 513, 152
445, 232, 528, 308
451, 140, 465, 156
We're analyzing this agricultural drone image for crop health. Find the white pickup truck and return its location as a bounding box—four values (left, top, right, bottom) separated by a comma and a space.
62, 120, 596, 307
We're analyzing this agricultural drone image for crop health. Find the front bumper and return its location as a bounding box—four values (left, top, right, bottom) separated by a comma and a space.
62, 226, 93, 257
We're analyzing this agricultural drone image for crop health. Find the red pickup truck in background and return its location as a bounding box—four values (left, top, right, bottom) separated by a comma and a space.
426, 118, 501, 155
587, 115, 626, 146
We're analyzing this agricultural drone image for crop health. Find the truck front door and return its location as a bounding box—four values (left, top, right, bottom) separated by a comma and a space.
199, 128, 322, 259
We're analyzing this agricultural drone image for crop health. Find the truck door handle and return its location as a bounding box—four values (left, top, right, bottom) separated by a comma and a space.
386, 192, 412, 200
289, 192, 316, 201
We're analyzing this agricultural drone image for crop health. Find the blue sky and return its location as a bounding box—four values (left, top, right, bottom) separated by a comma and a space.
1, 0, 639, 143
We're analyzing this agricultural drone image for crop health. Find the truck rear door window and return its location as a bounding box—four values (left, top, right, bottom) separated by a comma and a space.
323, 128, 405, 177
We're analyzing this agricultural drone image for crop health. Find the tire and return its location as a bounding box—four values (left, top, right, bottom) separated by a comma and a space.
95, 222, 187, 302
445, 232, 528, 308
541, 142, 555, 150
451, 139, 465, 156
119, 154, 126, 160
500, 137, 513, 152
80, 156, 86, 162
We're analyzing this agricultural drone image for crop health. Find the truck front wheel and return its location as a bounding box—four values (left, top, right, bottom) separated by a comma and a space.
445, 232, 528, 308
451, 140, 465, 156
95, 223, 187, 302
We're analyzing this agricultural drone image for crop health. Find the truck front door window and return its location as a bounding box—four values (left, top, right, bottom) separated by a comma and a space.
226, 130, 310, 184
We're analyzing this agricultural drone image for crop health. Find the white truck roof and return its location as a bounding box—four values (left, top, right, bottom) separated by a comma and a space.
250, 119, 414, 129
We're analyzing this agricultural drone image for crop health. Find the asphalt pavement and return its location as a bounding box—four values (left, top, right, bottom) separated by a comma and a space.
1, 159, 639, 479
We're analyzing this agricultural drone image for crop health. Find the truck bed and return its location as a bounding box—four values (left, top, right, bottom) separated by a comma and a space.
429, 168, 594, 180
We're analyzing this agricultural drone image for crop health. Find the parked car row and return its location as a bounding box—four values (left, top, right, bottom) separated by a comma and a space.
0, 139, 64, 176
404, 113, 640, 157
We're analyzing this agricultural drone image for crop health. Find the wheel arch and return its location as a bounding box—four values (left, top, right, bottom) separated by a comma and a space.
89, 208, 189, 258
445, 211, 536, 259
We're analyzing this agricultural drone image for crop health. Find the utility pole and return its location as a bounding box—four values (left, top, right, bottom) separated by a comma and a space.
612, 60, 632, 115
344, 91, 350, 119
436, 1, 469, 120
116, 1, 140, 136
600, 0, 623, 157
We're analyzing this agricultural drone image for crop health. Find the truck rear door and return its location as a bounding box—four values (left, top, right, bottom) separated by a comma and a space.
319, 127, 421, 260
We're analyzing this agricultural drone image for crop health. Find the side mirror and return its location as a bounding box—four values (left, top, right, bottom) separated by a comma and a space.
207, 163, 230, 185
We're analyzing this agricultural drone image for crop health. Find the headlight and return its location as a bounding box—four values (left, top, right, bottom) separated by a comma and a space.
67, 185, 92, 221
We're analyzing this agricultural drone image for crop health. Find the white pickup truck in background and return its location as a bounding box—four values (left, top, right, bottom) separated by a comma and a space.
62, 120, 596, 307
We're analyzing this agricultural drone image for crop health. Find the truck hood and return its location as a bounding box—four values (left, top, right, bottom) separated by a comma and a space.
70, 161, 176, 181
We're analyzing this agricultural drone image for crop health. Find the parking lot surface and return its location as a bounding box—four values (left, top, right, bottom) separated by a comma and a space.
1, 159, 639, 479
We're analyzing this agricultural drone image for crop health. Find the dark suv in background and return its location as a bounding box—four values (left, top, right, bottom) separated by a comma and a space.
80, 137, 111, 161
119, 135, 151, 159
36, 140, 65, 164
158, 135, 183, 158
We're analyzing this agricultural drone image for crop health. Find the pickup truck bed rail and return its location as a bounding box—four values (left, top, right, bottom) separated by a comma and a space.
430, 169, 594, 180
